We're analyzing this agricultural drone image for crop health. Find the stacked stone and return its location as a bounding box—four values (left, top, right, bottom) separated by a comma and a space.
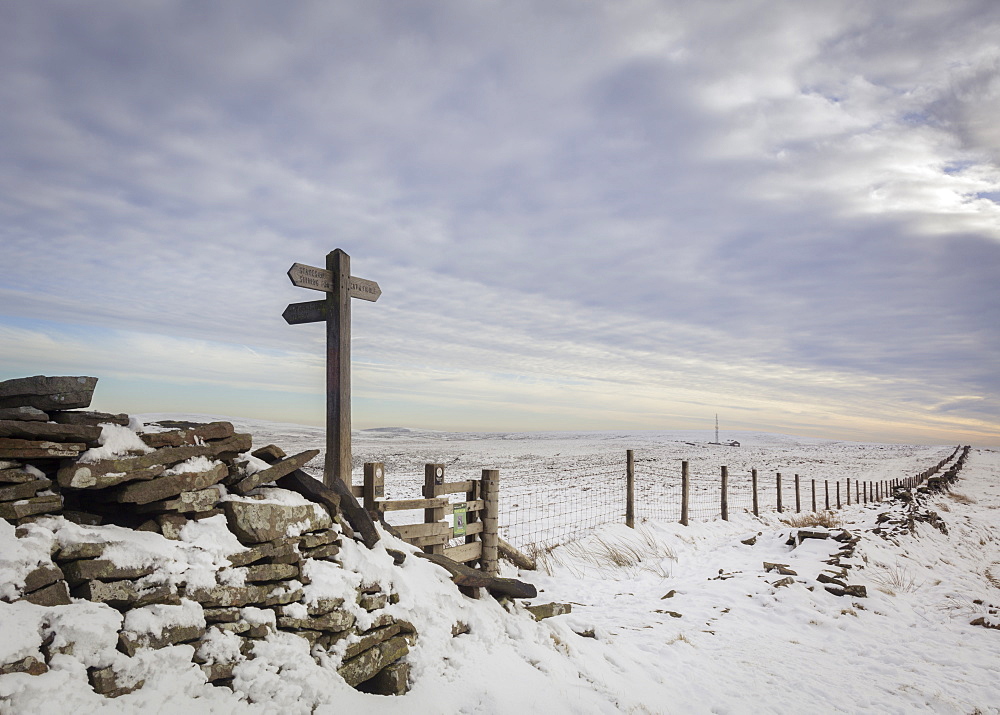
0, 375, 417, 697
0, 376, 112, 523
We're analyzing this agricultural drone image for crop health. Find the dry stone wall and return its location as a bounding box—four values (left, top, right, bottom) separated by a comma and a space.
0, 375, 416, 697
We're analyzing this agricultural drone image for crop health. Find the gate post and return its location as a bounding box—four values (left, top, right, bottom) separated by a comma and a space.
481, 470, 500, 576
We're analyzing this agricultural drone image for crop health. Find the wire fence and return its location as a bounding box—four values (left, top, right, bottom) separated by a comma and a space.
495, 446, 962, 553
361, 446, 962, 557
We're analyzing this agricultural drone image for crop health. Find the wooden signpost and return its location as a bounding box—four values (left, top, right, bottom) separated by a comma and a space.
284, 249, 380, 488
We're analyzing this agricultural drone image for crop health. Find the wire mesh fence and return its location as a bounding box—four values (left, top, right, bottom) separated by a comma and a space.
364, 445, 961, 557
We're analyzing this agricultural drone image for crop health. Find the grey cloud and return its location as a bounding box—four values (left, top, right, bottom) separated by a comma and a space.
0, 0, 998, 440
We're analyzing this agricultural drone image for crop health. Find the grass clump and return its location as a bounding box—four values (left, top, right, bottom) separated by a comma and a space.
781, 511, 841, 529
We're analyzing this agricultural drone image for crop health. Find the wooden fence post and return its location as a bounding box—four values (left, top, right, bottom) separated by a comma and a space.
811, 479, 816, 512
363, 462, 384, 513
680, 461, 689, 526
846, 478, 852, 506
856, 479, 860, 504
423, 464, 446, 555
776, 473, 783, 513
794, 474, 801, 513
721, 466, 729, 521
824, 480, 830, 510
751, 468, 759, 517
480, 469, 499, 576
836, 481, 841, 509
626, 449, 635, 528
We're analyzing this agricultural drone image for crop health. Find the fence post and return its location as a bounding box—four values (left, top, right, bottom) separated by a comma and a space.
794, 474, 801, 513
480, 469, 499, 576
847, 478, 852, 506
856, 479, 860, 504
836, 481, 841, 509
776, 473, 783, 513
423, 464, 446, 555
680, 461, 689, 526
824, 480, 830, 510
721, 466, 729, 521
626, 449, 635, 529
751, 468, 759, 517
363, 462, 384, 513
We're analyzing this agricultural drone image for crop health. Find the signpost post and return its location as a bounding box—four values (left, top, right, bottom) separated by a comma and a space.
285, 249, 380, 488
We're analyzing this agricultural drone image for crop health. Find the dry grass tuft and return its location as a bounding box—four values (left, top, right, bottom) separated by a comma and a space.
948, 492, 977, 505
564, 526, 677, 578
867, 561, 922, 595
781, 511, 841, 529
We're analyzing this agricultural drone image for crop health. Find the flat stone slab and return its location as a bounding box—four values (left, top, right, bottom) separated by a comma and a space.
140, 422, 235, 448
222, 500, 332, 544
0, 467, 45, 484
0, 494, 62, 520
277, 610, 355, 633
61, 559, 156, 586
338, 635, 409, 688
72, 580, 181, 609
0, 420, 102, 446
0, 478, 51, 502
232, 449, 320, 494
115, 463, 228, 505
135, 486, 223, 514
119, 624, 205, 656
0, 406, 48, 422
59, 464, 166, 490
225, 537, 298, 567
185, 584, 273, 608
0, 438, 85, 459
0, 376, 98, 411
57, 434, 250, 487
21, 580, 71, 606
24, 564, 64, 593
525, 602, 573, 620
244, 562, 299, 582
56, 541, 108, 560
50, 410, 130, 427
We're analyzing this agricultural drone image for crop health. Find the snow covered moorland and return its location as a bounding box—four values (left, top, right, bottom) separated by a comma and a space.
2, 417, 999, 713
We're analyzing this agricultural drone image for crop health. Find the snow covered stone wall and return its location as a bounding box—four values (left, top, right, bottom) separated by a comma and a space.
0, 375, 420, 698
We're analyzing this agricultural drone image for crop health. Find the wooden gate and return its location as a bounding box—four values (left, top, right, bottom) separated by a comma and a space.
353, 463, 499, 575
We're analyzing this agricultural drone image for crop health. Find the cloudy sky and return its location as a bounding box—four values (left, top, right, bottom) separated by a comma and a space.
1, 0, 998, 446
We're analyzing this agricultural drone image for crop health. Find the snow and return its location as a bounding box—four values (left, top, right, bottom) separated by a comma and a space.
77, 423, 153, 463
163, 456, 221, 475
3, 419, 998, 713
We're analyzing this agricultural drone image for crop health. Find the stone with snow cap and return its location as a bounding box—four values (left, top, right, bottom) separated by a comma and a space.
0, 375, 98, 411
222, 499, 332, 544
115, 463, 229, 505
56, 434, 250, 488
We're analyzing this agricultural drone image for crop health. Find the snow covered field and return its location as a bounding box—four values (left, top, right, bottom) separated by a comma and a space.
138, 416, 955, 554
3, 417, 996, 714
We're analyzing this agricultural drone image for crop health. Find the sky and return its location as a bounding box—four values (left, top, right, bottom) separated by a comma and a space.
1, 0, 998, 446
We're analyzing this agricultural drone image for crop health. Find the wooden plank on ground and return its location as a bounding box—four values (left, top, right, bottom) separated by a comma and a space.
444, 541, 482, 563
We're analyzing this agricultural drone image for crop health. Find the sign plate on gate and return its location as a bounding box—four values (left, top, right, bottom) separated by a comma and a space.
452, 503, 467, 537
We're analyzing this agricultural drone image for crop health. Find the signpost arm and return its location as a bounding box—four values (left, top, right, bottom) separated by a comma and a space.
326, 249, 352, 488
